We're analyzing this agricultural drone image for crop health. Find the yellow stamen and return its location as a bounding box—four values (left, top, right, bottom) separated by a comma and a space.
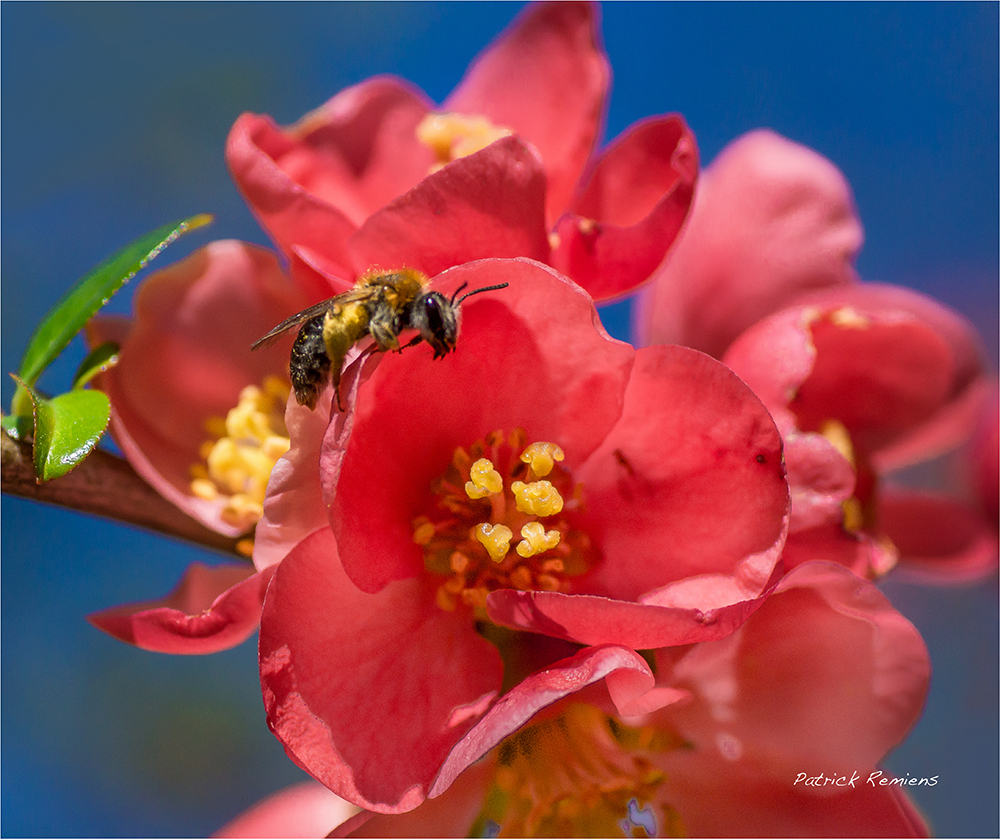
475, 523, 514, 563
820, 418, 855, 466
466, 457, 503, 498
511, 480, 564, 516
520, 441, 565, 477
830, 306, 870, 329
416, 112, 513, 172
516, 521, 561, 558
189, 376, 291, 533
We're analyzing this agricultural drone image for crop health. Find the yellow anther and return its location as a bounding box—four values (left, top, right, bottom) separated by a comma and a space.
842, 496, 865, 533
412, 520, 436, 545
516, 521, 561, 558
190, 378, 291, 533
465, 457, 503, 499
820, 419, 855, 467
511, 480, 564, 516
510, 566, 534, 590
830, 306, 870, 329
416, 112, 513, 170
475, 523, 513, 563
190, 478, 218, 501
520, 441, 564, 477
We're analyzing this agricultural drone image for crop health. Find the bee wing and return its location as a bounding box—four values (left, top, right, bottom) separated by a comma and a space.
250, 299, 336, 350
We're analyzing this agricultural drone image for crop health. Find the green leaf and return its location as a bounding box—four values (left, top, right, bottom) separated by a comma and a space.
23, 385, 112, 481
1, 413, 33, 441
72, 341, 121, 389
15, 213, 213, 392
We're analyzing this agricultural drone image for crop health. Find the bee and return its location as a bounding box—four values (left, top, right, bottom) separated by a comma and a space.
251, 268, 508, 410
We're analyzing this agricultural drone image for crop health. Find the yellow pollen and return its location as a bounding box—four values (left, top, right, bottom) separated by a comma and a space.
819, 418, 855, 467
416, 112, 513, 171
511, 479, 564, 516
416, 432, 596, 616
465, 457, 503, 498
189, 376, 291, 532
475, 523, 514, 563
520, 442, 565, 477
471, 704, 683, 838
516, 521, 561, 558
830, 306, 870, 329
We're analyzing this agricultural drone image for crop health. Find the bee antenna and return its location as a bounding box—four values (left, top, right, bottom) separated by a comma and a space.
455, 282, 509, 306
449, 282, 469, 305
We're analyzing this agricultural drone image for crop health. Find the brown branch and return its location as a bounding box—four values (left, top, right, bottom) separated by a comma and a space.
2, 432, 248, 558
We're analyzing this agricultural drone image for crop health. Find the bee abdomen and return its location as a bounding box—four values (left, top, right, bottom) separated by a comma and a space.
290, 315, 331, 409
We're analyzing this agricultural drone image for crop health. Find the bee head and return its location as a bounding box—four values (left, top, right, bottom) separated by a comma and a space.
411, 282, 510, 359
412, 291, 459, 359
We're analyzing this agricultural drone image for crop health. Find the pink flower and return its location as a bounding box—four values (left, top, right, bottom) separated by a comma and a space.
233, 563, 930, 838
633, 128, 863, 359
723, 283, 996, 582
226, 2, 697, 302
255, 257, 790, 812
87, 240, 309, 653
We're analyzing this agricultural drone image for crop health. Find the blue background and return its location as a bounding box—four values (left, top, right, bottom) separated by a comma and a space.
2, 2, 997, 836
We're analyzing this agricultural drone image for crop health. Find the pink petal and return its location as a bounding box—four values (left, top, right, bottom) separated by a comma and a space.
322, 259, 634, 593
226, 78, 436, 270
725, 284, 987, 457
660, 561, 930, 782
486, 576, 778, 650
258, 528, 502, 814
88, 241, 307, 536
879, 489, 999, 584
252, 392, 334, 571
346, 136, 550, 278
88, 562, 274, 654
427, 645, 656, 799
550, 115, 698, 300
445, 1, 609, 223
214, 782, 358, 839
576, 344, 788, 601
337, 761, 495, 838
635, 128, 863, 358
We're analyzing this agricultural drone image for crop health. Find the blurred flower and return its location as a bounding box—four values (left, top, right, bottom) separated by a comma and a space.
255, 257, 790, 812
633, 129, 863, 359
723, 284, 996, 582
233, 563, 930, 838
87, 240, 309, 652
214, 781, 359, 839
227, 1, 697, 302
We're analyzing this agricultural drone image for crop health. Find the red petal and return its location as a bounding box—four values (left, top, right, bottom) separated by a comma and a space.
880, 489, 999, 584
427, 645, 654, 798
635, 128, 862, 358
577, 344, 788, 601
486, 581, 776, 650
550, 116, 698, 300
346, 136, 550, 278
258, 529, 502, 814
88, 562, 274, 654
88, 241, 307, 536
214, 782, 358, 839
445, 1, 609, 223
323, 259, 634, 593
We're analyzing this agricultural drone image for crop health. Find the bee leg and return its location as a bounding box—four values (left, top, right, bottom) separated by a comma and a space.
368, 317, 401, 353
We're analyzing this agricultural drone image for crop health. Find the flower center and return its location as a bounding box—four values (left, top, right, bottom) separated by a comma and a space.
412, 429, 595, 613
189, 376, 291, 542
416, 112, 514, 172
470, 704, 684, 838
